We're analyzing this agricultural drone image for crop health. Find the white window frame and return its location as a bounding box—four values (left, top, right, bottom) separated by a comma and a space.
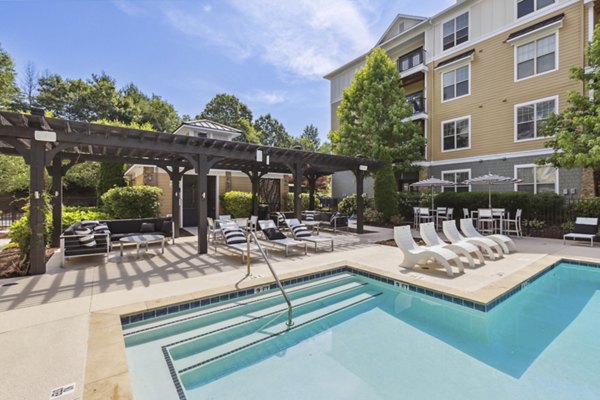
514, 95, 558, 142
514, 32, 559, 82
441, 169, 471, 192
441, 11, 471, 52
442, 63, 471, 103
514, 163, 559, 194
516, 0, 556, 20
441, 115, 471, 153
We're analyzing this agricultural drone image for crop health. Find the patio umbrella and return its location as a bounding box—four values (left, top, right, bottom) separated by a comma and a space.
463, 173, 521, 208
410, 177, 456, 210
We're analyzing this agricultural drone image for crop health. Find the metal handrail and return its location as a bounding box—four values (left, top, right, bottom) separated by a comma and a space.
248, 231, 294, 327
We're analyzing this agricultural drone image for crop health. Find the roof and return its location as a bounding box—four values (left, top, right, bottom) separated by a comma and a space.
435, 49, 476, 69
0, 112, 381, 176
375, 14, 427, 46
506, 13, 565, 42
177, 119, 242, 134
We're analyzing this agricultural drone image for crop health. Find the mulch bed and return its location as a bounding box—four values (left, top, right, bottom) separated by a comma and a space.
0, 247, 55, 279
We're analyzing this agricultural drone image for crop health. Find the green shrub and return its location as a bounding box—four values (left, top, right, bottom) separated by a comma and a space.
397, 192, 423, 217
338, 194, 374, 216
566, 198, 600, 219
374, 164, 398, 220
62, 206, 110, 230
284, 193, 321, 211
101, 186, 162, 219
389, 214, 405, 225
96, 163, 126, 202
364, 208, 384, 224
221, 191, 253, 218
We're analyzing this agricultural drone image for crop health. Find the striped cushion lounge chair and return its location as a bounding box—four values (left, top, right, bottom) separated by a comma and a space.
258, 219, 307, 256
285, 218, 333, 252
220, 221, 262, 263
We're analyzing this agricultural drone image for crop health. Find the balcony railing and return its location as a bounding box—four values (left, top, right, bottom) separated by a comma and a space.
406, 92, 425, 115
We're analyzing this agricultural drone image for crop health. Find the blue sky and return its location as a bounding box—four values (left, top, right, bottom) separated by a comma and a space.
1, 0, 453, 140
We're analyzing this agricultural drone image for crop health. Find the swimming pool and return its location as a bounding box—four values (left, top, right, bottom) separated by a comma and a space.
123, 261, 600, 399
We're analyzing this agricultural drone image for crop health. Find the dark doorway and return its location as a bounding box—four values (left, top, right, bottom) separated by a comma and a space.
182, 175, 216, 226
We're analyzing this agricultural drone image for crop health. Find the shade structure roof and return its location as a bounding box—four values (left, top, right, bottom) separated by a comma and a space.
0, 111, 382, 176
463, 173, 520, 185
410, 177, 456, 187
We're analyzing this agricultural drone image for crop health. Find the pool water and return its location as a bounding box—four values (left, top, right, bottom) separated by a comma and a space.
123, 262, 600, 399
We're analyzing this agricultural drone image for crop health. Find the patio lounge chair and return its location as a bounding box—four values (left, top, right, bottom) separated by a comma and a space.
394, 226, 464, 277
563, 217, 598, 247
285, 218, 334, 252
258, 219, 307, 256
442, 220, 503, 260
420, 222, 484, 268
460, 218, 516, 254
219, 221, 263, 263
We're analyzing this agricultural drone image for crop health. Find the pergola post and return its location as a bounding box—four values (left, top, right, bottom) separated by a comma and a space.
250, 168, 260, 216
305, 173, 318, 211
49, 156, 63, 248
196, 155, 209, 254
355, 168, 365, 234
29, 139, 47, 275
171, 168, 182, 239
293, 163, 304, 219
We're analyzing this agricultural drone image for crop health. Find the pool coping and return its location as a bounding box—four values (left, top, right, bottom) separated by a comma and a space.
82, 254, 600, 399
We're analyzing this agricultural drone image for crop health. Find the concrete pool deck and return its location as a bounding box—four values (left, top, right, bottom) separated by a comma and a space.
1, 226, 599, 399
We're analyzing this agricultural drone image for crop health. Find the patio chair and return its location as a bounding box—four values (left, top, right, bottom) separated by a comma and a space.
393, 225, 464, 277
563, 217, 598, 247
460, 218, 516, 254
477, 209, 495, 234
248, 215, 259, 232
442, 220, 503, 260
413, 207, 420, 227
418, 208, 433, 226
502, 209, 523, 237
219, 221, 262, 263
258, 219, 307, 256
285, 218, 334, 252
436, 207, 453, 230
420, 222, 484, 268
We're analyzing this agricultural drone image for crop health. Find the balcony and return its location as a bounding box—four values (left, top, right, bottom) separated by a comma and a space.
406, 91, 427, 120
397, 48, 428, 84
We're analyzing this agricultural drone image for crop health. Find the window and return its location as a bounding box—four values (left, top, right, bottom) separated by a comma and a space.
517, 0, 555, 19
515, 165, 557, 193
442, 116, 470, 151
443, 65, 469, 101
515, 97, 557, 141
516, 33, 556, 80
442, 170, 471, 192
397, 48, 424, 73
443, 12, 469, 51
398, 22, 405, 33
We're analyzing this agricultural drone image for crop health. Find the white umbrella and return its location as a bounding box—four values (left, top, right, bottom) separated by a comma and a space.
410, 177, 456, 210
463, 173, 522, 208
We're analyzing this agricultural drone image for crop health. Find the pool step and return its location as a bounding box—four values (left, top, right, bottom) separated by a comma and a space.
177, 290, 382, 389
124, 273, 357, 345
168, 281, 369, 361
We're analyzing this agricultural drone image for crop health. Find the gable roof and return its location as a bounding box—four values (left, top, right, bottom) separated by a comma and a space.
175, 119, 242, 134
376, 13, 427, 46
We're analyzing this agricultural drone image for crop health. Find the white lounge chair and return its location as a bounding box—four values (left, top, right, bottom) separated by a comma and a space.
219, 221, 262, 263
420, 222, 484, 268
563, 217, 598, 247
442, 220, 503, 260
258, 219, 307, 256
285, 218, 333, 252
460, 218, 516, 254
394, 225, 464, 277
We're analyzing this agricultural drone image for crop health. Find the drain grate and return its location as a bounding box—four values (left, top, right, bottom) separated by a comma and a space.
49, 383, 75, 399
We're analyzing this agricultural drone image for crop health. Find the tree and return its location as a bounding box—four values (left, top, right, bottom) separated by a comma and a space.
373, 153, 398, 219
0, 154, 31, 193
20, 61, 38, 108
197, 93, 253, 130
330, 47, 424, 219
299, 124, 320, 151
0, 43, 22, 111
254, 113, 294, 147
538, 26, 600, 194
118, 84, 180, 132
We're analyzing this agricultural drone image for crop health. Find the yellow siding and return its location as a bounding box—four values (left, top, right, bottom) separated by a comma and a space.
403, 80, 425, 96
429, 4, 585, 161
156, 172, 172, 217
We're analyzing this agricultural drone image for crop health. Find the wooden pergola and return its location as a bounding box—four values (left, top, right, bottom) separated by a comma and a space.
0, 111, 381, 274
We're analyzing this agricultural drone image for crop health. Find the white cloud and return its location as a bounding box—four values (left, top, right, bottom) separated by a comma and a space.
241, 90, 285, 105
112, 0, 147, 16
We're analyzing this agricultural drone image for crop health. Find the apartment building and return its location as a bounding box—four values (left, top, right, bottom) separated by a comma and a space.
326, 0, 599, 199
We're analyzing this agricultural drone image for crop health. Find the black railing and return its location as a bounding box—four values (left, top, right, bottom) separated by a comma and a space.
406, 92, 425, 114
0, 211, 23, 229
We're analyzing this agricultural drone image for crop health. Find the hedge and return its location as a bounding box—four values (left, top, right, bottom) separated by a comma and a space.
338, 194, 374, 216
62, 206, 110, 231
221, 191, 252, 218
284, 193, 321, 211
101, 186, 162, 219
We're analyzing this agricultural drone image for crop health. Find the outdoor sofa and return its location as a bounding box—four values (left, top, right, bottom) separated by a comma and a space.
60, 217, 174, 265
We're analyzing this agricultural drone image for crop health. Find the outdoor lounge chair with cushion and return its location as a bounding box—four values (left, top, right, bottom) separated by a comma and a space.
442, 220, 503, 260
563, 217, 598, 247
285, 218, 334, 252
420, 222, 484, 268
394, 225, 464, 277
258, 219, 307, 256
460, 218, 516, 254
219, 221, 262, 263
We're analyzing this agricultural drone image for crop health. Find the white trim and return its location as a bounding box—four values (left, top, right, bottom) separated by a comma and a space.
215, 176, 220, 216
513, 31, 559, 82
400, 63, 429, 79
440, 168, 471, 192
513, 163, 559, 194
514, 95, 558, 142
441, 63, 471, 103
587, 1, 595, 43
414, 147, 556, 167
434, 53, 475, 72
507, 19, 563, 44
441, 11, 471, 53
441, 115, 471, 153
515, 0, 557, 21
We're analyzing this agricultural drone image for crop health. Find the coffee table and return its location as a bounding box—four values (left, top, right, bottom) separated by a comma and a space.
119, 234, 165, 258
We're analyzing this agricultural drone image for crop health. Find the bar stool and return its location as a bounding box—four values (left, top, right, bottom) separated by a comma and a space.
477, 209, 495, 234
